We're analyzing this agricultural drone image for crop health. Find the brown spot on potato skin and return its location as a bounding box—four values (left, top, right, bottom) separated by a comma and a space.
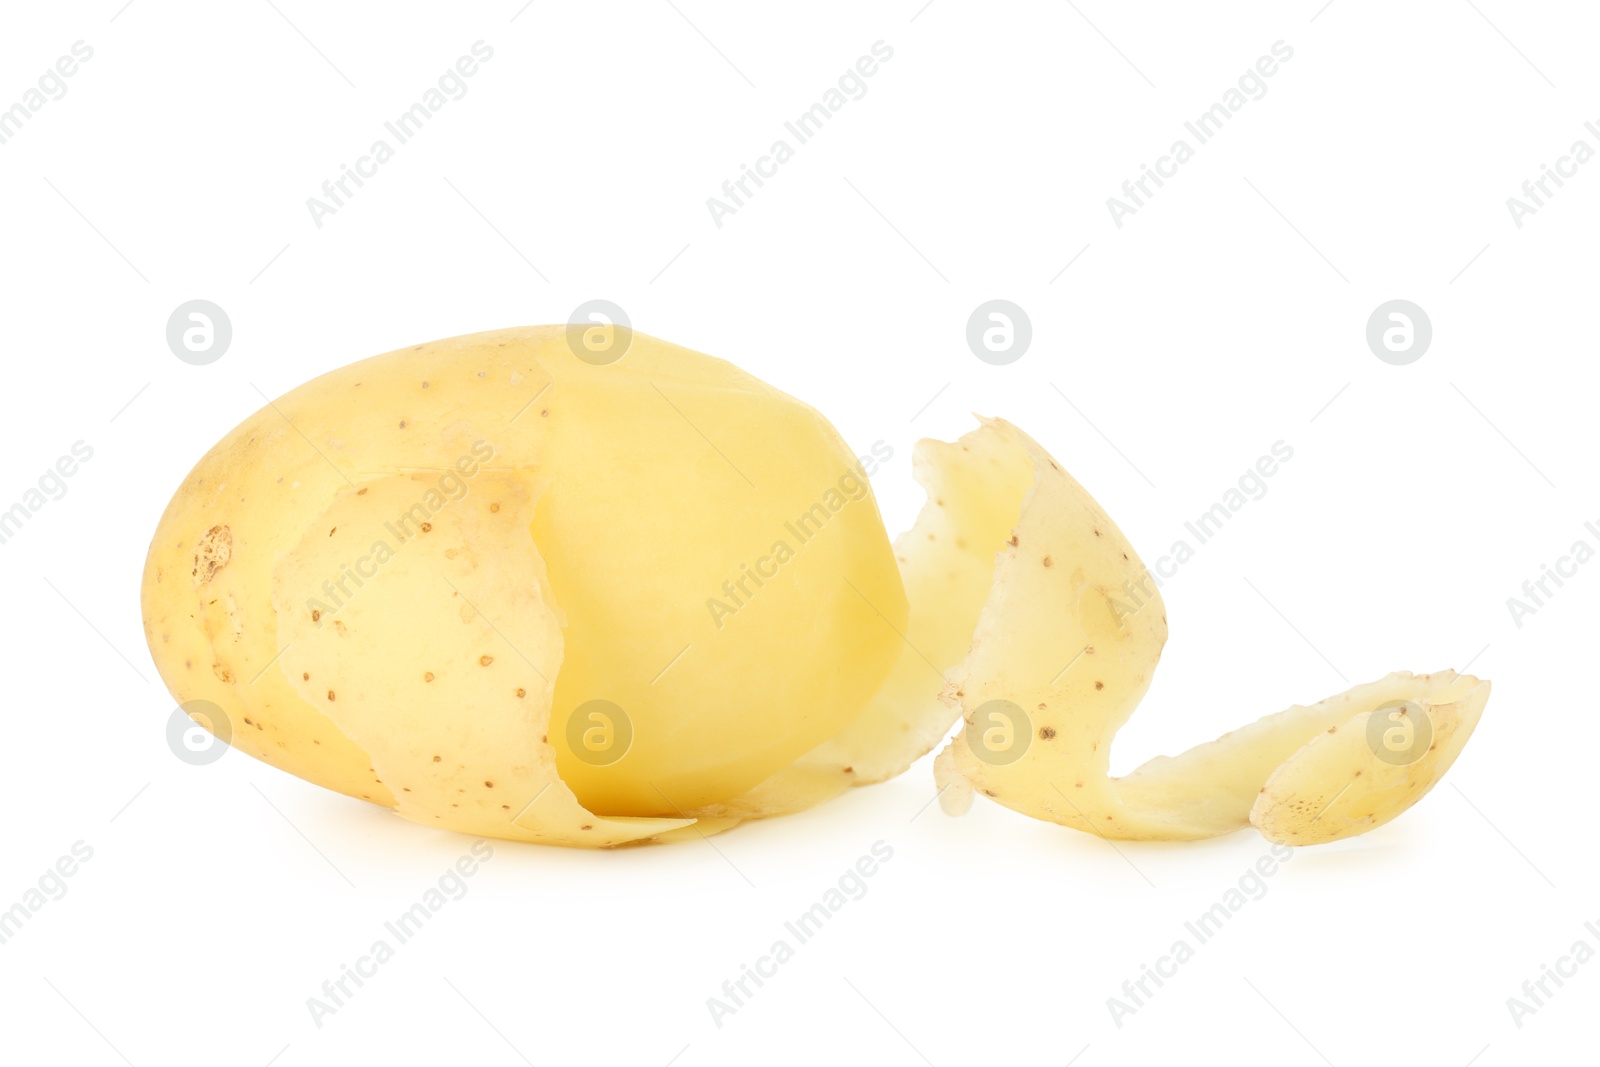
1042, 556, 1053, 567
490, 503, 500, 513
479, 655, 493, 666
433, 755, 442, 762
420, 522, 432, 532
327, 691, 336, 701
484, 781, 494, 789
192, 525, 233, 586
1008, 534, 1019, 547
1039, 727, 1057, 740
1094, 681, 1104, 690
515, 688, 526, 698
424, 672, 435, 682
311, 609, 321, 623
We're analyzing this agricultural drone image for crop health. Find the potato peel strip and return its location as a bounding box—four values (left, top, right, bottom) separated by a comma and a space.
931, 419, 1487, 845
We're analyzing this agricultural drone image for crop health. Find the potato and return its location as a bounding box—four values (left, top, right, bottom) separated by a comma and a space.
144, 328, 1485, 848
144, 327, 924, 845
931, 420, 1488, 844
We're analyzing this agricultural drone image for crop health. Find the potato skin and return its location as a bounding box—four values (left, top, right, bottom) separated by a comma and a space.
141, 326, 906, 832
142, 331, 553, 806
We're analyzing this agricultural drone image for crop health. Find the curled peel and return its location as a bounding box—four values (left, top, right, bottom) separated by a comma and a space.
930, 419, 1488, 845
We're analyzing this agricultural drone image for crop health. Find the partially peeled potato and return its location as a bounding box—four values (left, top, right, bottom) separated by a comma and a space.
142, 326, 1485, 847
144, 326, 949, 846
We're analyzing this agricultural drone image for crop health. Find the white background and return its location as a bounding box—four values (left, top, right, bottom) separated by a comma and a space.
0, 2, 1593, 1064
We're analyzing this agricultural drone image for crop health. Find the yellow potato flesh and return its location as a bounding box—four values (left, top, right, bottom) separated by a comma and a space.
682, 426, 1032, 821
531, 336, 906, 816
794, 425, 1033, 778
